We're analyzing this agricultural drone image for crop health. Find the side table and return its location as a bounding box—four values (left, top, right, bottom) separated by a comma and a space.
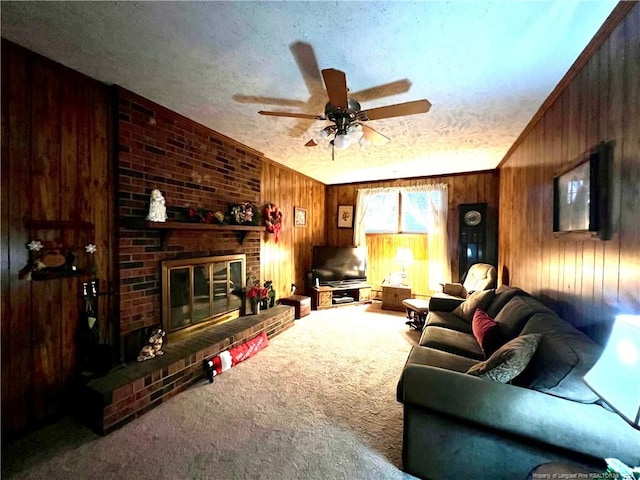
382, 284, 412, 311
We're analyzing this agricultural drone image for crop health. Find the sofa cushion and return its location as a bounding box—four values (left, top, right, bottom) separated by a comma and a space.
467, 333, 542, 383
494, 295, 550, 340
425, 311, 473, 334
516, 313, 602, 403
419, 326, 485, 360
396, 346, 478, 402
452, 289, 495, 323
472, 309, 505, 355
486, 285, 527, 318
405, 345, 478, 373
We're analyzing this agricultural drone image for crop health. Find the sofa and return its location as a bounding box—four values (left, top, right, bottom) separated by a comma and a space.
396, 285, 640, 480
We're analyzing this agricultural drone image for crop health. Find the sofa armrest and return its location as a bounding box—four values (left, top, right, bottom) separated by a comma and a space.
428, 295, 464, 312
398, 364, 640, 465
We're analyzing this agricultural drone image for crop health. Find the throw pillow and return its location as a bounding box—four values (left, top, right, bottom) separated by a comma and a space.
472, 309, 505, 356
493, 295, 550, 340
453, 289, 495, 323
466, 333, 542, 383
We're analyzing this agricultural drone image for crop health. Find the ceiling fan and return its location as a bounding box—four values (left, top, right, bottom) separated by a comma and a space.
259, 68, 431, 156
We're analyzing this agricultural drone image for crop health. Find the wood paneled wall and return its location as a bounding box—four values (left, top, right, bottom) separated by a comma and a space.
498, 3, 639, 344
325, 171, 500, 294
1, 41, 115, 434
260, 161, 326, 297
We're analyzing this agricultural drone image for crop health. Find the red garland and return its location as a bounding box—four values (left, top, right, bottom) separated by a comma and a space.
264, 203, 283, 243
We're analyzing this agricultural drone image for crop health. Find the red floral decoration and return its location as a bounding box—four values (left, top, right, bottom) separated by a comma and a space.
264, 203, 283, 243
247, 283, 269, 301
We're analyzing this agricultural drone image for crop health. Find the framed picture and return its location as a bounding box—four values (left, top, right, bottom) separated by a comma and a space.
337, 205, 354, 228
553, 142, 609, 240
294, 207, 307, 227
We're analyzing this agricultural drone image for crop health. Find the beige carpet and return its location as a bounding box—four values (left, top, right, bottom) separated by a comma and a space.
3, 303, 420, 480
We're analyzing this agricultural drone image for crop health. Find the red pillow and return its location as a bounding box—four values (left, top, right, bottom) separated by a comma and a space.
472, 309, 505, 356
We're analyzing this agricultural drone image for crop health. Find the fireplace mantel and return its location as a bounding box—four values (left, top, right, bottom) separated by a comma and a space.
122, 219, 266, 248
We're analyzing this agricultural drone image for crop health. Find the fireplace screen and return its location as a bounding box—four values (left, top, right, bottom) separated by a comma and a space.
162, 255, 246, 336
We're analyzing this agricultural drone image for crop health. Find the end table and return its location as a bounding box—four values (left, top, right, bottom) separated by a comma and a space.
382, 284, 412, 311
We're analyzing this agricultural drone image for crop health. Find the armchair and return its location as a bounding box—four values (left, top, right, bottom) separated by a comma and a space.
429, 263, 497, 312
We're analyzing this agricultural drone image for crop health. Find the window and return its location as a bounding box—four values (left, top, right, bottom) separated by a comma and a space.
354, 184, 451, 291
357, 187, 443, 235
361, 190, 399, 233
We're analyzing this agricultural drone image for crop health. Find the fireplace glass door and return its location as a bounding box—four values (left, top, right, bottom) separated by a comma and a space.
162, 255, 246, 336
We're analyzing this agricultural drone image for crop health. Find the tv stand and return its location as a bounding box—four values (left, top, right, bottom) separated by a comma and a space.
309, 283, 372, 310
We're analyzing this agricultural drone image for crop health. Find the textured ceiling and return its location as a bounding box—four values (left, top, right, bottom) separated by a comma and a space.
1, 1, 618, 184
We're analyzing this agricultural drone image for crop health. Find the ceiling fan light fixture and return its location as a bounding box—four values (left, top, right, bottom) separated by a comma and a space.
260, 68, 429, 157
313, 128, 330, 144
347, 124, 363, 141
333, 133, 351, 150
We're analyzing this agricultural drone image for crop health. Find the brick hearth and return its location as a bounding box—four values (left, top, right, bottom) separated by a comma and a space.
79, 306, 294, 434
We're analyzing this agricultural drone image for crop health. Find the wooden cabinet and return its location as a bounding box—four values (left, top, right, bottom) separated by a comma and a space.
382, 284, 412, 311
359, 287, 371, 302
309, 284, 372, 310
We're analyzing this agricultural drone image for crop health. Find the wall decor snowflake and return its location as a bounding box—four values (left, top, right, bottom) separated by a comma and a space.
85, 244, 97, 254
27, 240, 43, 251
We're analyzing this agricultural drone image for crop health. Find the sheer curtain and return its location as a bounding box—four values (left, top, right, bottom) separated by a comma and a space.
354, 187, 399, 246
400, 184, 451, 291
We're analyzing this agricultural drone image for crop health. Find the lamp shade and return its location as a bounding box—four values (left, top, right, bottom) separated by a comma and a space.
395, 247, 414, 264
584, 314, 640, 429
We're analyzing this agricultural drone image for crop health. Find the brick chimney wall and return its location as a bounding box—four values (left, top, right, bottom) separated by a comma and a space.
116, 87, 263, 357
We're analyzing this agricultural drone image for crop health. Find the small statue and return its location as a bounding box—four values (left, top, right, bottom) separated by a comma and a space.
146, 189, 167, 222
137, 328, 166, 362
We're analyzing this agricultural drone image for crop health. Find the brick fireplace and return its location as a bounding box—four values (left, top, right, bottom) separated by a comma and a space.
117, 86, 265, 360
75, 87, 297, 435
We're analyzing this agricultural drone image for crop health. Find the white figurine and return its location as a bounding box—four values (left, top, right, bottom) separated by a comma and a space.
146, 189, 167, 222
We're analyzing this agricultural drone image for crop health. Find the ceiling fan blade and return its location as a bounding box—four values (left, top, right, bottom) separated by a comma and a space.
259, 110, 325, 120
305, 139, 317, 147
321, 68, 349, 110
350, 79, 412, 103
290, 42, 324, 95
361, 125, 390, 147
359, 99, 432, 121
234, 94, 306, 107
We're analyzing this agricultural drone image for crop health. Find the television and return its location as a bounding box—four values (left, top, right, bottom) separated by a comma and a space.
553, 141, 610, 240
311, 246, 367, 286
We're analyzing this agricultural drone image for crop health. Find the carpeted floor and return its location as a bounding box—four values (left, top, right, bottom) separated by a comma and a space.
3, 302, 421, 480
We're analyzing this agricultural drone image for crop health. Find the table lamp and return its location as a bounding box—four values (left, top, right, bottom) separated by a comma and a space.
395, 247, 414, 285
583, 314, 640, 430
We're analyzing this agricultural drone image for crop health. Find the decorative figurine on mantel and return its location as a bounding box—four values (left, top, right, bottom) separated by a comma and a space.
146, 189, 167, 222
